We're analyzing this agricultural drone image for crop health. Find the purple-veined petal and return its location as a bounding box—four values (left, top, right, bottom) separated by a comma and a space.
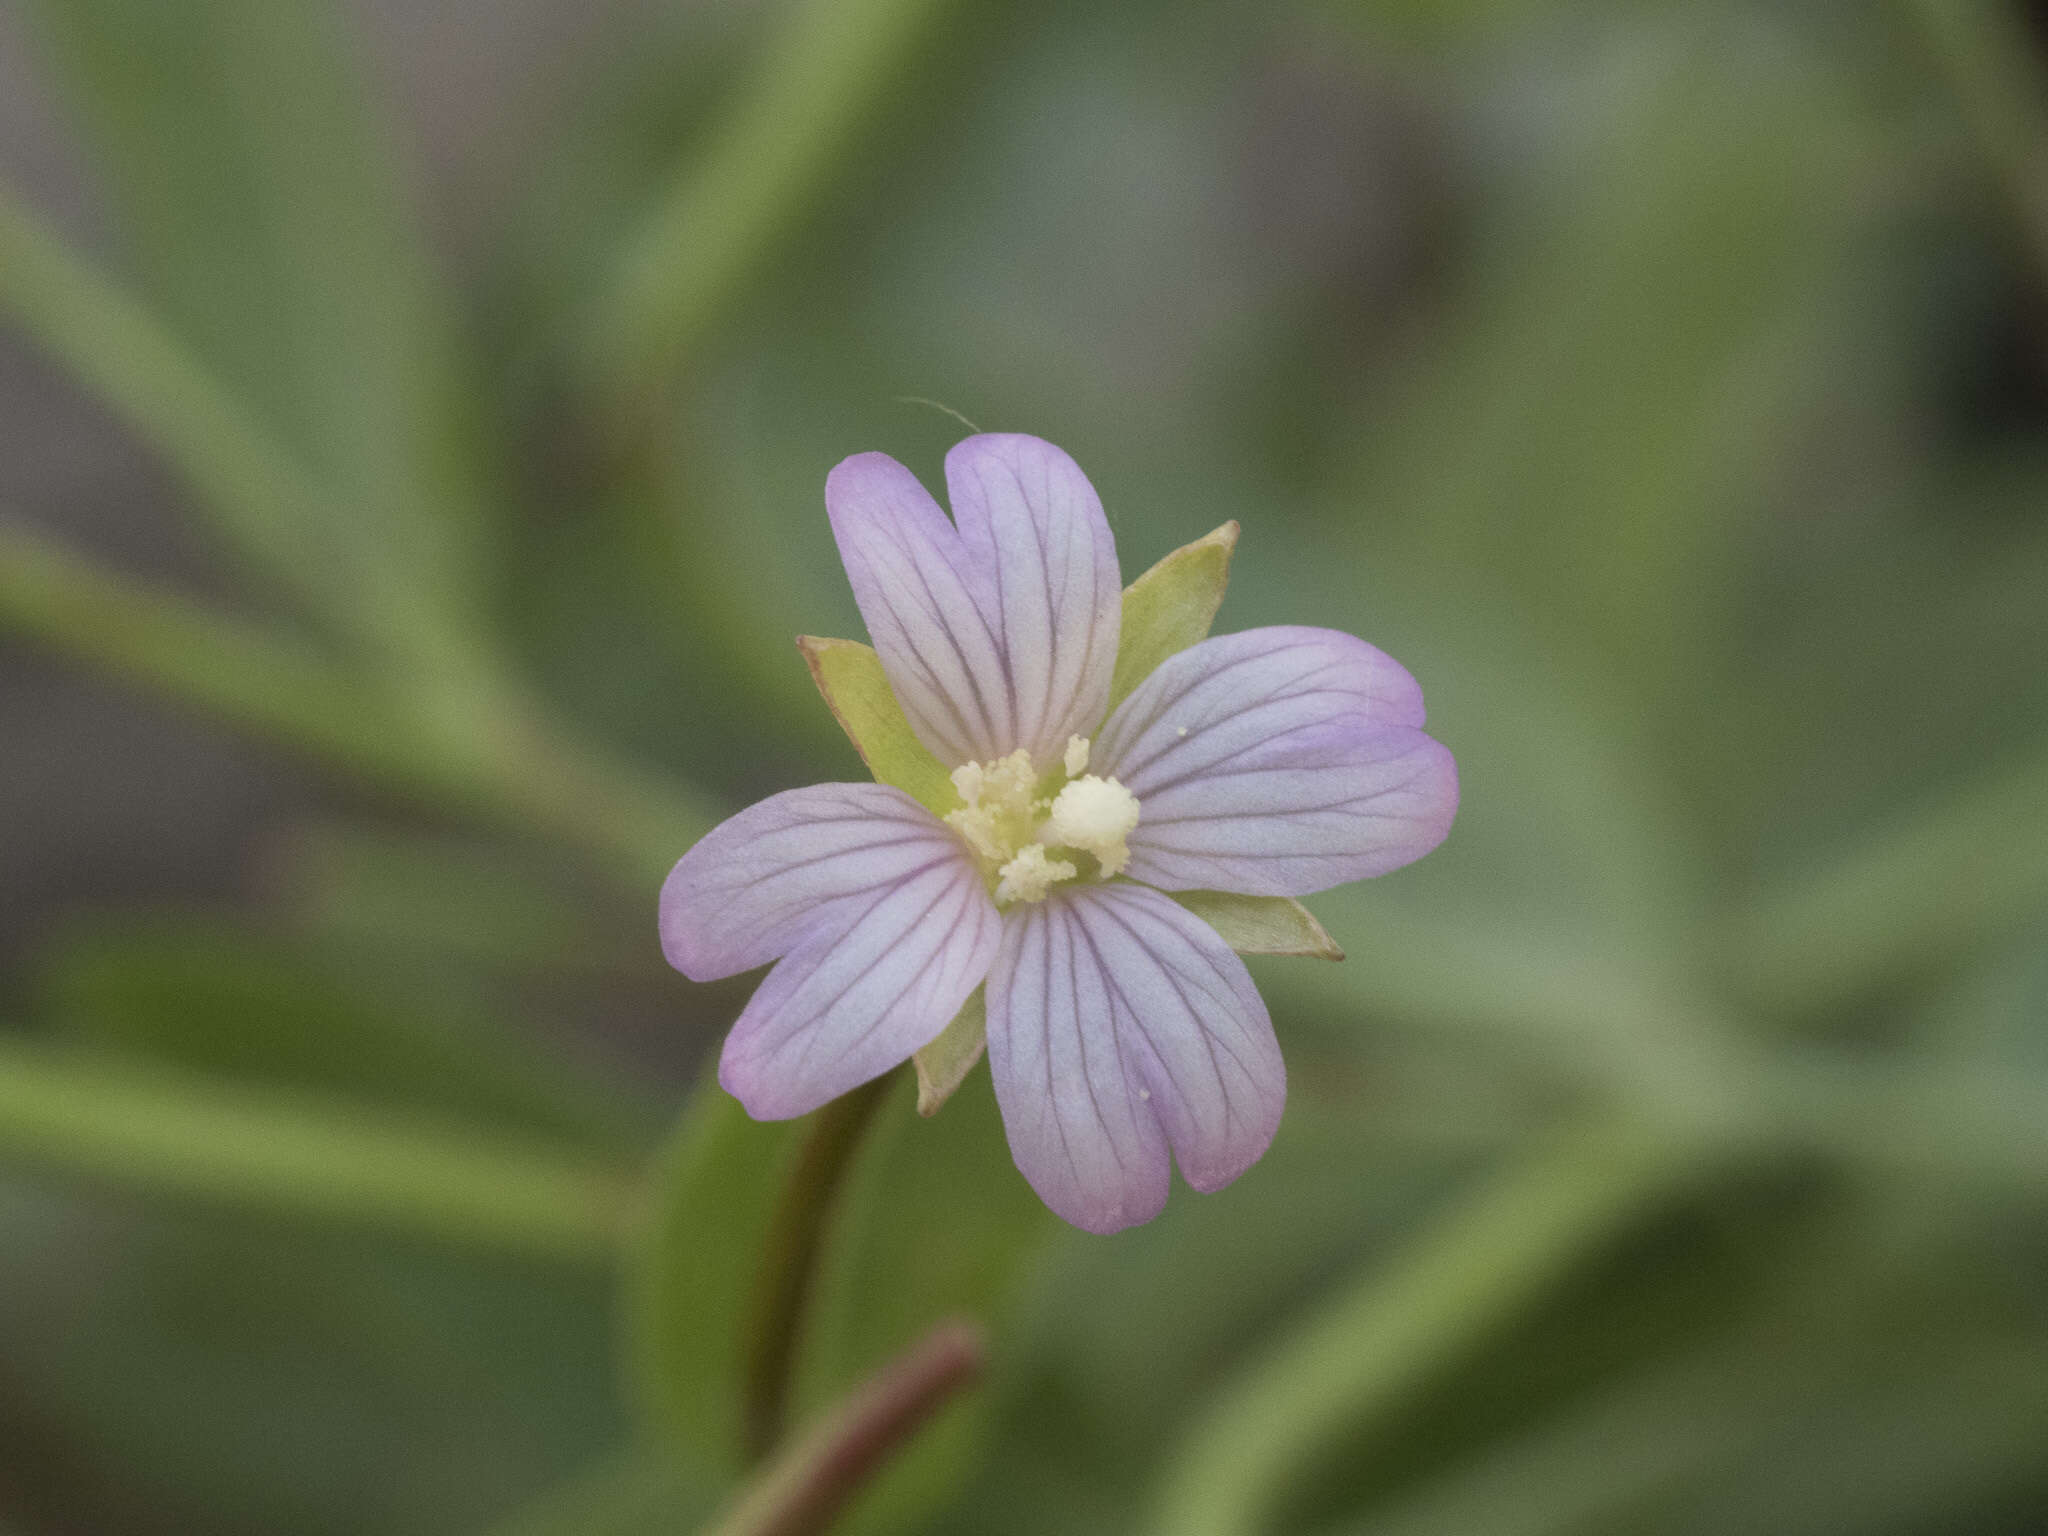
828, 453, 1009, 770
660, 782, 976, 982
944, 434, 1120, 763
985, 882, 1284, 1234
719, 851, 1001, 1119
826, 437, 1120, 769
1092, 626, 1457, 897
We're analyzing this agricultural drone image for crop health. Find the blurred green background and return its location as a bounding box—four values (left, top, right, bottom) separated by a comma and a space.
2, 0, 2047, 1532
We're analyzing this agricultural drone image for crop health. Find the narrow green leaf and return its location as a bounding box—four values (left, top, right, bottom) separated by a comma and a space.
21, 0, 483, 588
1148, 1117, 1696, 1536
626, 1075, 808, 1471
579, 0, 955, 409
282, 822, 661, 981
0, 1037, 631, 1262
797, 635, 955, 815
36, 917, 647, 1150
1908, 0, 2048, 285
0, 519, 716, 889
1108, 521, 1238, 711
1724, 739, 2048, 1016
1173, 891, 1344, 960
0, 518, 438, 779
913, 989, 986, 1117
0, 196, 384, 634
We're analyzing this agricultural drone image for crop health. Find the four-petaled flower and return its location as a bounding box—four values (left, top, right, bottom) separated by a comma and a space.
660, 434, 1456, 1233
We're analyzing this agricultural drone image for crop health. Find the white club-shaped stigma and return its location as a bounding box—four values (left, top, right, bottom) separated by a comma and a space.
1041, 774, 1140, 879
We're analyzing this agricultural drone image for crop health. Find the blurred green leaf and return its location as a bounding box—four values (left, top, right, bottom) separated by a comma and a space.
1653, 1343, 2048, 1536
1909, 0, 2048, 282
0, 517, 424, 768
1356, 16, 1874, 704
0, 1179, 624, 1536
1311, 1203, 2048, 1536
1149, 1117, 1695, 1536
280, 822, 665, 982
20, 0, 486, 636
0, 520, 717, 886
0, 199, 416, 647
486, 1448, 722, 1536
34, 917, 649, 1149
577, 0, 958, 411
627, 1076, 809, 1471
1724, 740, 2048, 1018
0, 1038, 632, 1262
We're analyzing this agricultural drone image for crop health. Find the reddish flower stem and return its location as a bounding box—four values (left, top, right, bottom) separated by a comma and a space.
706, 1319, 987, 1536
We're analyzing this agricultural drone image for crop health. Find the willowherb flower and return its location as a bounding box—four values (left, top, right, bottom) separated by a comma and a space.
661, 434, 1456, 1233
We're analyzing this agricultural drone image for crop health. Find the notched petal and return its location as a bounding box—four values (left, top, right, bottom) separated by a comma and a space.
828, 439, 1124, 769
827, 451, 1009, 769
944, 434, 1123, 764
984, 883, 1284, 1234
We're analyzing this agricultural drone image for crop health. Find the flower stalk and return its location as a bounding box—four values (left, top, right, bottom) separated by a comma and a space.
742, 1071, 898, 1463
705, 1318, 986, 1536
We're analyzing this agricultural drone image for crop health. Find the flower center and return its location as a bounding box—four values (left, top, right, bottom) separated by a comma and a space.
943, 736, 1141, 907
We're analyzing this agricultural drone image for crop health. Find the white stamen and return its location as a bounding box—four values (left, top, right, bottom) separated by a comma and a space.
1063, 734, 1090, 776
995, 843, 1077, 905
945, 748, 1039, 864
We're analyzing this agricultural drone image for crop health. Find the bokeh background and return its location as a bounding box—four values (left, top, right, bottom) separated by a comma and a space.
3, 0, 2047, 1532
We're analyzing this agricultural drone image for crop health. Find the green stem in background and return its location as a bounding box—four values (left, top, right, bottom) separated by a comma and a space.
0, 1038, 633, 1263
1907, 0, 2048, 283
0, 517, 456, 785
742, 1072, 898, 1464
1147, 1116, 1700, 1536
0, 182, 456, 668
0, 519, 716, 890
1723, 738, 2048, 1017
577, 0, 952, 416
706, 1319, 985, 1536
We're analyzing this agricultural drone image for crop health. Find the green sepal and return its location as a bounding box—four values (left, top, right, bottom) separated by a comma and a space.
913, 988, 986, 1116
1172, 890, 1345, 960
1107, 520, 1239, 712
797, 635, 955, 816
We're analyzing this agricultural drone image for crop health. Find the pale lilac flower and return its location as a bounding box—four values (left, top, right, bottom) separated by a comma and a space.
661, 435, 1456, 1233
